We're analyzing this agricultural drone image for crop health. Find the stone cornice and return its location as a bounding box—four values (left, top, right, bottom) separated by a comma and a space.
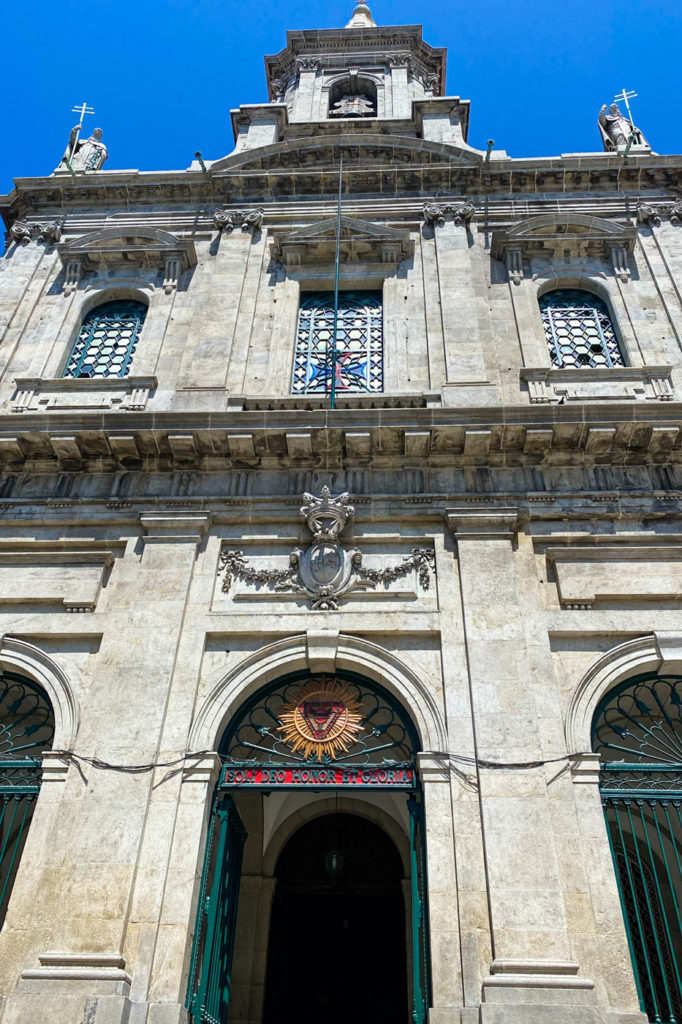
3, 148, 682, 223
0, 401, 678, 471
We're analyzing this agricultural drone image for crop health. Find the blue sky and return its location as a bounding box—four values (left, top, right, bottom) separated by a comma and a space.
1, 0, 680, 194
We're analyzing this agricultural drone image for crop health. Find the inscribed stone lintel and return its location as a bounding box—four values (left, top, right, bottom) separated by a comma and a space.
445, 508, 519, 540
139, 511, 212, 544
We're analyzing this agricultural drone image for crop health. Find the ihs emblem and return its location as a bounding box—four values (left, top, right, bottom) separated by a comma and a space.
278, 679, 364, 761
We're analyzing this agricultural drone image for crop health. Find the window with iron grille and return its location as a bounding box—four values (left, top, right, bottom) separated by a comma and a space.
540, 289, 624, 368
292, 291, 383, 395
64, 300, 147, 379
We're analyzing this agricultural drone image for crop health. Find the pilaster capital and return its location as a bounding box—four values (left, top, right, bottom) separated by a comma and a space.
444, 507, 519, 540
181, 751, 223, 785
569, 752, 602, 786
139, 511, 212, 545
417, 751, 451, 783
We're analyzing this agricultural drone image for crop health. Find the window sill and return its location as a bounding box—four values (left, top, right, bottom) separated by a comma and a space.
520, 366, 674, 404
11, 376, 158, 413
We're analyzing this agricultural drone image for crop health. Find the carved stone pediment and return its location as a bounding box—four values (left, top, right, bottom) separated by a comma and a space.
271, 215, 413, 267
491, 214, 636, 262
492, 214, 636, 284
57, 227, 197, 273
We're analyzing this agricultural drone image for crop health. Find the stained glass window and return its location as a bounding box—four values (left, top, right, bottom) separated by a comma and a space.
64, 300, 147, 379
292, 291, 383, 394
540, 289, 624, 368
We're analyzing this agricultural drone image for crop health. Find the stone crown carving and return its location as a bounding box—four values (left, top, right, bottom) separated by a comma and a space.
7, 219, 63, 248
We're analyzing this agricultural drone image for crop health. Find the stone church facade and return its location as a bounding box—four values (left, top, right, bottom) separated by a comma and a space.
1, 4, 682, 1024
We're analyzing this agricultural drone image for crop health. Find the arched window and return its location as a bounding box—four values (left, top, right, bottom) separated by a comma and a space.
0, 672, 54, 927
540, 289, 624, 368
293, 291, 383, 394
64, 299, 147, 379
593, 674, 682, 1023
328, 77, 377, 118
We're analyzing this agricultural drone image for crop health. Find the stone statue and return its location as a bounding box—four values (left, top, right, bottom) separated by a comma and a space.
57, 125, 108, 173
598, 103, 648, 152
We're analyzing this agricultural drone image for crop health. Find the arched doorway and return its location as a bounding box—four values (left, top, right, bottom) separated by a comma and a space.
187, 671, 428, 1024
264, 813, 407, 1024
593, 672, 682, 1023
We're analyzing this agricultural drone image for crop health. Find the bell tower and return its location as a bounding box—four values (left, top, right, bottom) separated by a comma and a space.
228, 1, 476, 154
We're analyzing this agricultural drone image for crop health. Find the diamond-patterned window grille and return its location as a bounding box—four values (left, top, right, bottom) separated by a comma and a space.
64, 300, 147, 379
540, 289, 624, 368
292, 291, 383, 394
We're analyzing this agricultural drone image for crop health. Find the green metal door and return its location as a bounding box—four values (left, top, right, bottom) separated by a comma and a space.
593, 674, 682, 1023
409, 795, 431, 1024
187, 796, 247, 1024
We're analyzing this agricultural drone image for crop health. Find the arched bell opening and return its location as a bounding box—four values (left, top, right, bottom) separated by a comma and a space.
187, 670, 429, 1024
263, 812, 408, 1024
593, 672, 682, 1023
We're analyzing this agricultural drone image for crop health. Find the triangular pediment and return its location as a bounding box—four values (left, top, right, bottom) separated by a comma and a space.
491, 213, 636, 262
58, 227, 197, 271
271, 215, 413, 267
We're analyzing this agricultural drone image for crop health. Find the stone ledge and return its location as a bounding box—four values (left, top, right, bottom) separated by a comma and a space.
520, 366, 674, 405
12, 376, 158, 414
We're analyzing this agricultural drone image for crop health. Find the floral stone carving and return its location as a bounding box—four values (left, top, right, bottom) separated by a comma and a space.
218, 487, 436, 610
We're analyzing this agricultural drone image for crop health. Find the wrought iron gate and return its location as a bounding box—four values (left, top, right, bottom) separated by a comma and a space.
187, 796, 247, 1024
0, 672, 54, 926
594, 674, 682, 1023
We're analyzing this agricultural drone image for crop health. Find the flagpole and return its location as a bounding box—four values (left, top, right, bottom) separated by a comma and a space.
330, 153, 343, 410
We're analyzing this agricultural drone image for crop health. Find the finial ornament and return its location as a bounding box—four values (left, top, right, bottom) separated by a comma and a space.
345, 0, 377, 28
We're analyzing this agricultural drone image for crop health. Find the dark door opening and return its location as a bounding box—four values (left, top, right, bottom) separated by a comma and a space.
263, 813, 408, 1024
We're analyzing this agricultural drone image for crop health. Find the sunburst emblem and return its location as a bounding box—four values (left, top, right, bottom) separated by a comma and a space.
278, 679, 364, 761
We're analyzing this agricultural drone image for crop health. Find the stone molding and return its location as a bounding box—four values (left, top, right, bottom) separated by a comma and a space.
139, 511, 212, 544
270, 215, 413, 268
0, 636, 79, 750
12, 375, 158, 415
445, 508, 519, 540
568, 752, 602, 785
22, 952, 131, 986
492, 214, 636, 284
521, 366, 674, 405
56, 227, 196, 294
417, 751, 451, 783
564, 634, 663, 755
0, 406, 680, 470
181, 752, 222, 786
483, 959, 595, 993
189, 633, 448, 754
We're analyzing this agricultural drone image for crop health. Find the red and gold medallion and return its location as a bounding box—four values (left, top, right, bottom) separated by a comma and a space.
278, 679, 364, 761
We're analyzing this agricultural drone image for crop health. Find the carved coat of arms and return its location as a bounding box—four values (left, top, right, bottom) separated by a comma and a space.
219, 488, 435, 610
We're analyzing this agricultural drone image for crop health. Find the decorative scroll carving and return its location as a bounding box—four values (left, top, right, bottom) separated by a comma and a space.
669, 201, 682, 226
387, 52, 411, 67
422, 202, 475, 229
296, 57, 320, 72
213, 208, 264, 233
218, 488, 436, 611
7, 219, 62, 248
636, 202, 662, 228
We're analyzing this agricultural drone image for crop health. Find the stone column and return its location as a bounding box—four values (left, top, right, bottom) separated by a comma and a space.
446, 509, 600, 1024
390, 62, 411, 119
418, 753, 464, 1024
292, 62, 319, 121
